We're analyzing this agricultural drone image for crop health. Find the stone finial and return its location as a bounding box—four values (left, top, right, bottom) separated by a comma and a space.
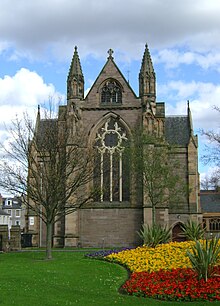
107, 48, 114, 59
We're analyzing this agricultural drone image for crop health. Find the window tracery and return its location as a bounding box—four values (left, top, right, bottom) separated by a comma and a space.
101, 80, 122, 104
94, 117, 129, 202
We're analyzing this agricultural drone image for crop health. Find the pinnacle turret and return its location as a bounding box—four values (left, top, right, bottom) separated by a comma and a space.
67, 46, 84, 100
139, 44, 156, 115
140, 43, 155, 76
187, 100, 194, 135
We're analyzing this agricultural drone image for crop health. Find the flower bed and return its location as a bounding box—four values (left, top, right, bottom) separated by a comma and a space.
105, 241, 195, 272
122, 267, 220, 301
102, 240, 220, 301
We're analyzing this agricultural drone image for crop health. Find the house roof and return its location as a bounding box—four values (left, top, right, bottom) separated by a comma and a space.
200, 191, 220, 213
2, 203, 21, 209
165, 116, 190, 146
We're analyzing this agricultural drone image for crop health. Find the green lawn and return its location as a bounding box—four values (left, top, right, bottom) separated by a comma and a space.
0, 250, 219, 306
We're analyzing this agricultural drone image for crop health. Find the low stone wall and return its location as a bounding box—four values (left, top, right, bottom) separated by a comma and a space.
10, 226, 21, 251
0, 225, 21, 252
0, 225, 9, 252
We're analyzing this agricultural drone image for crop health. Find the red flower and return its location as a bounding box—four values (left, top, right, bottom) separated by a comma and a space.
122, 266, 220, 301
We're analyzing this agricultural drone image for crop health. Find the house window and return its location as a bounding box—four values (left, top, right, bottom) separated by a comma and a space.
29, 217, 34, 226
101, 80, 122, 104
7, 200, 12, 206
94, 117, 130, 202
7, 210, 11, 216
15, 210, 20, 217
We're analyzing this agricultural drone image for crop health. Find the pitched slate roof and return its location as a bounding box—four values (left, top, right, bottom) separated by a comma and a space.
2, 197, 22, 209
165, 116, 190, 146
200, 191, 220, 213
36, 119, 58, 148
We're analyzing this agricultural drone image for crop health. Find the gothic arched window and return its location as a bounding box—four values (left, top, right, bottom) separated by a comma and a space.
94, 117, 129, 202
210, 218, 220, 231
101, 80, 122, 104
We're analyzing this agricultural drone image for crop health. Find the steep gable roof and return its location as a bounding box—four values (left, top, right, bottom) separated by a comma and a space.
35, 119, 58, 149
165, 116, 190, 146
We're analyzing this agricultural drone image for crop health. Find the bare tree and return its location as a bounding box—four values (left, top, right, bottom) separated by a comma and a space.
0, 108, 97, 259
201, 175, 213, 190
201, 172, 220, 191
201, 106, 220, 190
132, 133, 187, 225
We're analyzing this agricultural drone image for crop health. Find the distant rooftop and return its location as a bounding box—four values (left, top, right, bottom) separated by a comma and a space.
200, 190, 220, 213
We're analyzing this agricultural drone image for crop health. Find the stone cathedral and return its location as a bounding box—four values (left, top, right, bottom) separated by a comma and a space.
29, 44, 201, 248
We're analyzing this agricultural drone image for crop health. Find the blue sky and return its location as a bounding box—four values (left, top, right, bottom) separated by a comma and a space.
0, 0, 220, 187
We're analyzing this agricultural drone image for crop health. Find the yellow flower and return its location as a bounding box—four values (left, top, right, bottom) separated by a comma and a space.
106, 240, 199, 272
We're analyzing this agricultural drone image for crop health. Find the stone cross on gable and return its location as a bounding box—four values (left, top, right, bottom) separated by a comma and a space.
108, 48, 114, 59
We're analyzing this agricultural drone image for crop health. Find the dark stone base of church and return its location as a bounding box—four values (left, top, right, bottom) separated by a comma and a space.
79, 208, 143, 248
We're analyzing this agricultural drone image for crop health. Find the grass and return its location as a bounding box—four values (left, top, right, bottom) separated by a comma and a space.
0, 250, 219, 306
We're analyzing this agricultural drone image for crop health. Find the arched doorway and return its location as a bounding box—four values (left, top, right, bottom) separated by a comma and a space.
172, 223, 186, 242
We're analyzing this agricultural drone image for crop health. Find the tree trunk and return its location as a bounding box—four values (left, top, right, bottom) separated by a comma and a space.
46, 222, 53, 260
152, 205, 156, 226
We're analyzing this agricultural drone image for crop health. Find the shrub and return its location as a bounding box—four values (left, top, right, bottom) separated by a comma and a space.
187, 237, 220, 282
181, 220, 205, 241
137, 223, 171, 248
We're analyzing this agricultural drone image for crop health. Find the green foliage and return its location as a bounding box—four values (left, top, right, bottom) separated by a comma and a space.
138, 223, 171, 248
187, 237, 220, 282
129, 131, 187, 225
181, 220, 205, 241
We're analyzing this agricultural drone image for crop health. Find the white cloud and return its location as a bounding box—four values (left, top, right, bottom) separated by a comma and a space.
0, 68, 64, 132
0, 41, 10, 54
0, 68, 58, 107
1, 0, 220, 61
0, 0, 220, 183
154, 49, 220, 72
160, 80, 220, 130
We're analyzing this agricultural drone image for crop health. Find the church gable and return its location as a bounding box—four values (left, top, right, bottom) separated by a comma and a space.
84, 50, 139, 108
